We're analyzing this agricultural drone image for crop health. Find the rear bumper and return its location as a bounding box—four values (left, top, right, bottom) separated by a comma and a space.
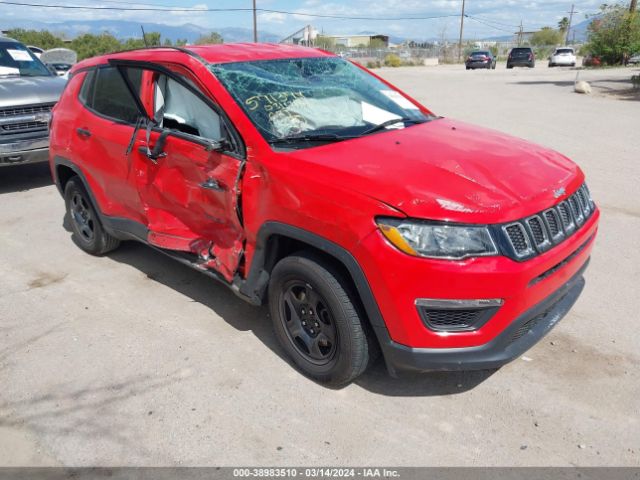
550, 58, 576, 65
466, 62, 491, 68
0, 137, 49, 166
508, 60, 534, 66
378, 260, 588, 374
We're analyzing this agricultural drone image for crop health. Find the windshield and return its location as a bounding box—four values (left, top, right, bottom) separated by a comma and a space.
0, 41, 52, 77
210, 56, 431, 146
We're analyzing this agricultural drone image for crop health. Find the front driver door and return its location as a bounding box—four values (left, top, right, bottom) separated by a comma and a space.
123, 65, 245, 282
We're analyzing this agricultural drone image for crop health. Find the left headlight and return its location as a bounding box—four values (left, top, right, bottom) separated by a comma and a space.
376, 218, 498, 260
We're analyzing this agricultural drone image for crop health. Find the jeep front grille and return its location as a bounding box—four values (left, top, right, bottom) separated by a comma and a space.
500, 183, 595, 260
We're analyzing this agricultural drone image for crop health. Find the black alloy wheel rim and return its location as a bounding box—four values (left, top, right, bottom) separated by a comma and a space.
70, 192, 95, 242
279, 281, 338, 365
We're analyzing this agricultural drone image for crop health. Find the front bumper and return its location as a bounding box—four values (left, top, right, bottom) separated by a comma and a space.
378, 260, 587, 373
0, 137, 49, 166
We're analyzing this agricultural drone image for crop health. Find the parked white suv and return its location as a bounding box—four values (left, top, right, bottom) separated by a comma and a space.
549, 47, 576, 67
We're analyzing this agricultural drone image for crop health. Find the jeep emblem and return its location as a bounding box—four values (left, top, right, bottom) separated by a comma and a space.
553, 187, 566, 198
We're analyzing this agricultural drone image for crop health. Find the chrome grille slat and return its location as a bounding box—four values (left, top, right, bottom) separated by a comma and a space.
543, 208, 565, 242
526, 215, 551, 251
0, 103, 54, 118
501, 183, 594, 260
569, 196, 584, 225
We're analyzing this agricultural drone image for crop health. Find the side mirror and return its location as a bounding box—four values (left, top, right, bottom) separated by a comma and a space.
204, 139, 226, 152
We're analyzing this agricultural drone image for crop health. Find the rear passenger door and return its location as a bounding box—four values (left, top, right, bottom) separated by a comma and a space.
118, 64, 246, 282
75, 66, 147, 222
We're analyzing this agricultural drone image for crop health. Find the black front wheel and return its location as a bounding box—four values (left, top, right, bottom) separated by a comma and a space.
64, 178, 120, 256
268, 253, 376, 386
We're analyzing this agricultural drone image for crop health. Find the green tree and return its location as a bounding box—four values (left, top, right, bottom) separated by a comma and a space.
530, 27, 564, 46
5, 29, 64, 50
121, 37, 146, 50
587, 3, 640, 64
163, 38, 173, 46
144, 32, 162, 46
175, 38, 188, 46
69, 33, 122, 60
194, 32, 223, 45
558, 17, 570, 33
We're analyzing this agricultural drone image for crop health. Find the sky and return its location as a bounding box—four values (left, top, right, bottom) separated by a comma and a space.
0, 0, 605, 40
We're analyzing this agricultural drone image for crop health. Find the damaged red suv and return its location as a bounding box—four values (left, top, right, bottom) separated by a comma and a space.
49, 44, 598, 385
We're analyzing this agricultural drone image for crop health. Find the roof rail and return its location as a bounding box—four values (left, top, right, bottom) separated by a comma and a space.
110, 45, 209, 66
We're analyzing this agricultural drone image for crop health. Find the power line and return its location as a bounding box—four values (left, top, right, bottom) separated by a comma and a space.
0, 1, 461, 20
465, 14, 520, 29
465, 15, 518, 34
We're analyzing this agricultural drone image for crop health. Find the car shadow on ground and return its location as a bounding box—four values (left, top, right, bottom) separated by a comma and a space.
102, 240, 496, 397
0, 163, 52, 194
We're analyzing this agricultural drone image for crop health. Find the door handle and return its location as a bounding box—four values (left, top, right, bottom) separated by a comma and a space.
200, 178, 224, 191
76, 128, 91, 137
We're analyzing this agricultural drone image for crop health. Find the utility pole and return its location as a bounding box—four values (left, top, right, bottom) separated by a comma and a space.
252, 0, 258, 43
457, 0, 465, 62
566, 4, 576, 45
517, 20, 523, 46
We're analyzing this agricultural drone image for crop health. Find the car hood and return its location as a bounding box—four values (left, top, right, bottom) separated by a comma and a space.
0, 75, 66, 108
284, 118, 583, 224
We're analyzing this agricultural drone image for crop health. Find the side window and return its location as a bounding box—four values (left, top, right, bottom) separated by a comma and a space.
88, 67, 140, 123
154, 74, 223, 142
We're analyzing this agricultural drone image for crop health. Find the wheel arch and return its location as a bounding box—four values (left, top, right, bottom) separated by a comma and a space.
239, 222, 387, 332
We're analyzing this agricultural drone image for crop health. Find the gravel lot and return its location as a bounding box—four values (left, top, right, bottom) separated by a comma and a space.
1, 63, 638, 467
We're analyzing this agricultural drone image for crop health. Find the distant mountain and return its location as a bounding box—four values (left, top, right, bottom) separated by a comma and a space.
567, 17, 593, 43
0, 19, 280, 43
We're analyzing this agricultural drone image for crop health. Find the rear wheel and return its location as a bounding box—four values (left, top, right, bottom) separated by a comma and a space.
64, 178, 120, 256
268, 253, 374, 386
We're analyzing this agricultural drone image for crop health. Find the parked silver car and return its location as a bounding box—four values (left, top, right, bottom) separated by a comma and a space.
0, 36, 66, 166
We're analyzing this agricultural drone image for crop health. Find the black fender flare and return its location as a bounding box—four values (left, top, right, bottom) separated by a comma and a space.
239, 221, 388, 332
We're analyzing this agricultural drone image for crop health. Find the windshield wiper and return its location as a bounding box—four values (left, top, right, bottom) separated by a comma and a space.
269, 132, 356, 146
360, 117, 427, 136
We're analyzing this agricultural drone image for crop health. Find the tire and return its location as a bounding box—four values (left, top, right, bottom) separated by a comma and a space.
507, 64, 513, 69
548, 63, 554, 67
466, 66, 470, 70
268, 253, 375, 386
64, 178, 120, 256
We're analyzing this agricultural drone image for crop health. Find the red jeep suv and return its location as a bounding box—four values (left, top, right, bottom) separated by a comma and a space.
49, 44, 598, 385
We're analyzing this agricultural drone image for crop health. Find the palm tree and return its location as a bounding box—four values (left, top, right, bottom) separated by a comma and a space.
558, 17, 570, 32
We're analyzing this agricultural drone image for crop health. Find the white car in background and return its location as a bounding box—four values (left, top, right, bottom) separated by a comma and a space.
549, 47, 576, 67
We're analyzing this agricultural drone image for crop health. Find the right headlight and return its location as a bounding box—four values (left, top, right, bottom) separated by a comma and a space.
376, 217, 498, 260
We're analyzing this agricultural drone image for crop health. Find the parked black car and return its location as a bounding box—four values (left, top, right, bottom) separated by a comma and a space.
507, 47, 535, 68
465, 51, 496, 70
